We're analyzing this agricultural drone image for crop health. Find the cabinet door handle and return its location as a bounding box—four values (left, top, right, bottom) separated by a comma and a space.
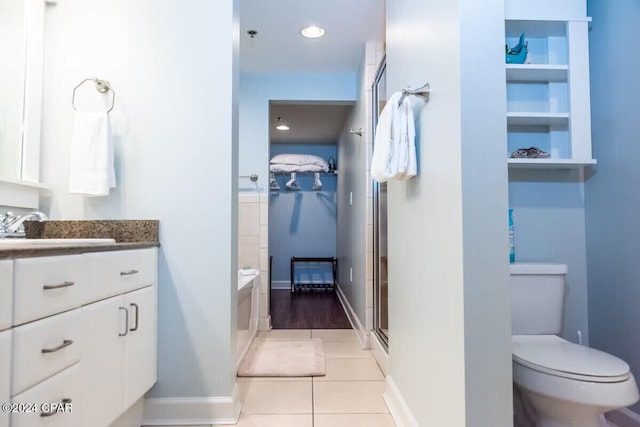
43, 281, 75, 290
41, 339, 73, 354
130, 303, 139, 332
120, 269, 139, 276
119, 307, 129, 336
40, 398, 72, 417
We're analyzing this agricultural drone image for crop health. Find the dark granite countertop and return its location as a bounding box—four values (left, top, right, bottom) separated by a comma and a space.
0, 241, 160, 260
0, 219, 161, 259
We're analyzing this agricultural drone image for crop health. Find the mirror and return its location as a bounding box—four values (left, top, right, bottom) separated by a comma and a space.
0, 0, 46, 183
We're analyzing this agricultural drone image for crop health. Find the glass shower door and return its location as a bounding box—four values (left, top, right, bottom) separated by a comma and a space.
372, 56, 388, 348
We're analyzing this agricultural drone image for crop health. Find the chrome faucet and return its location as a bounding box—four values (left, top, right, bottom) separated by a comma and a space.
0, 211, 48, 237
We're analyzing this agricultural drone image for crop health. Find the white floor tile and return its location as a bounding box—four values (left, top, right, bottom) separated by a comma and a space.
220, 413, 313, 427
322, 340, 373, 359
258, 329, 311, 339
315, 358, 384, 381
313, 381, 388, 414
240, 381, 312, 414
312, 329, 358, 342
314, 413, 397, 427
237, 376, 311, 383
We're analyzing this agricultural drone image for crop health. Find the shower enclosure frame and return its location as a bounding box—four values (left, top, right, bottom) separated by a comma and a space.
372, 55, 388, 350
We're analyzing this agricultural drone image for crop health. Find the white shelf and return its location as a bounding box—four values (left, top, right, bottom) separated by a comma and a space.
508, 158, 597, 169
507, 112, 569, 126
272, 171, 337, 175
506, 64, 568, 82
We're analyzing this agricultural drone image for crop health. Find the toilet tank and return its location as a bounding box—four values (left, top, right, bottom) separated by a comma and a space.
511, 263, 568, 335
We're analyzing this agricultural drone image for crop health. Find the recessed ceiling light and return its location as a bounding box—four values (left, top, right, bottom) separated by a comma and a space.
301, 25, 326, 39
276, 117, 290, 131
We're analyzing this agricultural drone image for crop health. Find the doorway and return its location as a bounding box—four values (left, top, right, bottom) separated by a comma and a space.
267, 102, 352, 329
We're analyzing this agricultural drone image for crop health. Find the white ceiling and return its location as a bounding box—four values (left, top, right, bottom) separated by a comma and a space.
240, 0, 385, 74
270, 103, 353, 144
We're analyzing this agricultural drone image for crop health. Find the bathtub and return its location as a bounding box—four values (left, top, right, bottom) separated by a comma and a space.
236, 270, 260, 369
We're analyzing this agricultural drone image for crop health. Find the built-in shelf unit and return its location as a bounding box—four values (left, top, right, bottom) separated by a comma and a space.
505, 1, 595, 169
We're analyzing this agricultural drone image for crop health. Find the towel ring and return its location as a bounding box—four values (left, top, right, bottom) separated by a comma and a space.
72, 78, 116, 113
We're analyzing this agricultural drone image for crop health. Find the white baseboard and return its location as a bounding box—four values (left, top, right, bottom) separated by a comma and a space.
383, 375, 419, 427
258, 315, 271, 331
271, 280, 291, 290
142, 383, 241, 426
369, 331, 389, 376
606, 408, 640, 427
335, 284, 368, 349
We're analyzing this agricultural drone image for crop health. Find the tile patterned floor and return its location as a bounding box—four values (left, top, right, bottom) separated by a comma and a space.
229, 329, 396, 427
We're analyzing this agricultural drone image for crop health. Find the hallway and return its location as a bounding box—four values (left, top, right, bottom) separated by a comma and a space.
229, 329, 395, 427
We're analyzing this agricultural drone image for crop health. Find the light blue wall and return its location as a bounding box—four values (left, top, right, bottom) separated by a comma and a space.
239, 72, 356, 191
509, 169, 589, 344
385, 0, 512, 424
40, 0, 239, 400
585, 0, 640, 414
269, 144, 337, 284
336, 45, 370, 332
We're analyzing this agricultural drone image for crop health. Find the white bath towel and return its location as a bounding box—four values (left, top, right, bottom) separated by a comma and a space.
371, 92, 417, 182
69, 111, 116, 196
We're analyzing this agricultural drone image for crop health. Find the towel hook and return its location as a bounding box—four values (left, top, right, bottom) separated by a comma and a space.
399, 82, 430, 104
349, 128, 363, 137
72, 77, 116, 113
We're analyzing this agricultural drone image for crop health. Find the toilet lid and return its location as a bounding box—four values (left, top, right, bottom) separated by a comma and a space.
513, 335, 631, 382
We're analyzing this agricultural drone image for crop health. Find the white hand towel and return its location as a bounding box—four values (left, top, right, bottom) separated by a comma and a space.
396, 97, 417, 180
69, 111, 116, 196
371, 92, 418, 182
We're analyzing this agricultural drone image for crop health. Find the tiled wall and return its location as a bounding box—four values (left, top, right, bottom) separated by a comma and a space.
238, 192, 270, 330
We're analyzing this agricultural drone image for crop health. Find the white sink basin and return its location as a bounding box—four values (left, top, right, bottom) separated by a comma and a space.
0, 238, 116, 247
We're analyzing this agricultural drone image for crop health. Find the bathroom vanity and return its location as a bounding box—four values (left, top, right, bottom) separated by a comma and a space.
0, 241, 158, 427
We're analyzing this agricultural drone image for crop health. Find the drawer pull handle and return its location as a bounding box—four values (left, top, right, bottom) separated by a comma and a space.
41, 339, 74, 354
130, 303, 139, 332
120, 269, 139, 276
119, 307, 129, 336
43, 281, 75, 290
40, 398, 72, 417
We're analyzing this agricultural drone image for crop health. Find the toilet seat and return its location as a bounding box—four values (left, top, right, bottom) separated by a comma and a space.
513, 335, 631, 383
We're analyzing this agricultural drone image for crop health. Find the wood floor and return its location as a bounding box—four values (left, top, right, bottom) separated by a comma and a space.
270, 289, 352, 329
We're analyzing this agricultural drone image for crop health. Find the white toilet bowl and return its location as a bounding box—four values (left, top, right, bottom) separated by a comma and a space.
513, 335, 639, 427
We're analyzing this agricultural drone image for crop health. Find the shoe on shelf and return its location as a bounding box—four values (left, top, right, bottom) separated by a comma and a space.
509, 146, 550, 159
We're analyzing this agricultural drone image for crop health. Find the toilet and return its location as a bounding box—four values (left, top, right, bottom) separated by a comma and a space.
511, 263, 639, 427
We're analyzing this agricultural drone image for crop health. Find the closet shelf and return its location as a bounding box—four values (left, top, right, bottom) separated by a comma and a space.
507, 112, 569, 126
506, 64, 568, 82
271, 171, 337, 175
508, 158, 597, 169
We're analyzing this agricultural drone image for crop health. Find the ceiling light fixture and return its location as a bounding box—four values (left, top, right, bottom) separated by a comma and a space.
276, 117, 290, 131
300, 25, 326, 39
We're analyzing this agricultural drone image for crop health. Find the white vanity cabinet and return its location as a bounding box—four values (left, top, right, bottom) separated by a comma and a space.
1, 246, 158, 427
0, 330, 11, 427
82, 285, 157, 427
13, 255, 84, 326
0, 261, 13, 331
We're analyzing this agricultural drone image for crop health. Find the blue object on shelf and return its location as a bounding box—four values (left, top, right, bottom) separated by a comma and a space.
506, 33, 528, 64
509, 209, 515, 263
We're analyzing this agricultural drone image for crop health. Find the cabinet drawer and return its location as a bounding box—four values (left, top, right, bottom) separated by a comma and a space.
84, 248, 157, 303
0, 330, 11, 427
14, 256, 84, 325
11, 363, 82, 427
12, 309, 83, 396
0, 260, 12, 330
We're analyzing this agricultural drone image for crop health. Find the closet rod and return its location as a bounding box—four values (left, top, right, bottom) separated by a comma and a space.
239, 174, 259, 182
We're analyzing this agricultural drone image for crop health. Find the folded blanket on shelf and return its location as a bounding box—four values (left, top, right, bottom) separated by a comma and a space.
270, 154, 329, 170
270, 163, 328, 173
